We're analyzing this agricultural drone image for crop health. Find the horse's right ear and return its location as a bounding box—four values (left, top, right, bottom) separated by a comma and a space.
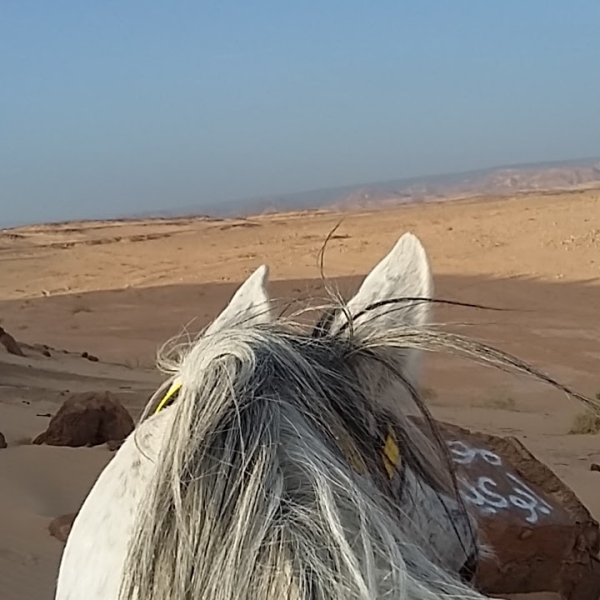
205, 265, 272, 334
329, 234, 433, 418
331, 233, 433, 334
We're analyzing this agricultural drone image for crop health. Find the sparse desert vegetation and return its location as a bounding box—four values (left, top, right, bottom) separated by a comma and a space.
569, 411, 600, 435
483, 395, 518, 411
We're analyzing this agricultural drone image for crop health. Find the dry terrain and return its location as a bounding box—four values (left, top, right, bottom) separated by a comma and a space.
1, 188, 600, 599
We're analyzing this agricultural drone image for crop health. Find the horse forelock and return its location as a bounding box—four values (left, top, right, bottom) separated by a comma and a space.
143, 312, 458, 500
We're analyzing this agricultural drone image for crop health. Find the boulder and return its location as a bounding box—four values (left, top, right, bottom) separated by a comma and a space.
33, 391, 134, 447
428, 420, 600, 600
0, 431, 6, 449
49, 513, 77, 543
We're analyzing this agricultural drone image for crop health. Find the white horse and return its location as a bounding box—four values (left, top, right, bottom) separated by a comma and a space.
56, 233, 494, 600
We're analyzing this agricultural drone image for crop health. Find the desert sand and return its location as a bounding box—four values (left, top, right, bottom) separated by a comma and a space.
1, 188, 599, 599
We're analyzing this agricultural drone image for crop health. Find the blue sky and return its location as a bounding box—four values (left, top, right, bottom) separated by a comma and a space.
2, 1, 599, 226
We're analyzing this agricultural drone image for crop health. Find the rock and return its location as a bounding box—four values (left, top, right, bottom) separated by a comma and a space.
106, 439, 124, 452
32, 391, 134, 448
0, 431, 6, 449
418, 419, 600, 600
32, 343, 51, 357
0, 326, 24, 356
49, 513, 77, 542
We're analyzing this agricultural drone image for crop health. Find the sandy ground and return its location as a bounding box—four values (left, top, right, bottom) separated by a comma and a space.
1, 188, 599, 599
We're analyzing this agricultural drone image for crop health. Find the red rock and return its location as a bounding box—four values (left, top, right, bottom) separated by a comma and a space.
49, 513, 77, 543
32, 391, 134, 448
428, 420, 600, 600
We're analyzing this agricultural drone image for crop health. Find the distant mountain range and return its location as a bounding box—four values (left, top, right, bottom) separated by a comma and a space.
5, 157, 600, 229
140, 156, 600, 220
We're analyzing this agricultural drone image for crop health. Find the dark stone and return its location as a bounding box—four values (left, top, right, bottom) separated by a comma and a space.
0, 326, 24, 356
32, 391, 134, 448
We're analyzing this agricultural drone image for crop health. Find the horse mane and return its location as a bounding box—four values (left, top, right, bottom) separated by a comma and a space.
118, 234, 599, 600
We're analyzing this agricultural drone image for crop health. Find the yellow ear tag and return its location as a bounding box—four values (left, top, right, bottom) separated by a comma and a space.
382, 427, 400, 479
154, 380, 183, 415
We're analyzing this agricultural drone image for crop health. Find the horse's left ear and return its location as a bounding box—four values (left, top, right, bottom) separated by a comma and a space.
205, 265, 272, 334
332, 232, 433, 334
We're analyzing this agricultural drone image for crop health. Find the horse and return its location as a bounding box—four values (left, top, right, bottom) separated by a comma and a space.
55, 232, 590, 600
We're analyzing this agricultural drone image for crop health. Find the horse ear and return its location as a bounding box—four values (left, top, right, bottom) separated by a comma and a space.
332, 233, 433, 333
205, 265, 272, 334
331, 234, 433, 416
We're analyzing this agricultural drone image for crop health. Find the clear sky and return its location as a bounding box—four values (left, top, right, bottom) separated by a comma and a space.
2, 1, 600, 227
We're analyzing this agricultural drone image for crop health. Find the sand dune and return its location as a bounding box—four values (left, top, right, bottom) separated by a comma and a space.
1, 188, 599, 599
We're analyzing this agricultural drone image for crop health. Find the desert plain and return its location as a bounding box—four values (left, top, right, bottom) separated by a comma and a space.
1, 188, 600, 599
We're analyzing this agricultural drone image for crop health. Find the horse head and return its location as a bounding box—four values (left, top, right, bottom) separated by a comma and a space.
55, 232, 486, 600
